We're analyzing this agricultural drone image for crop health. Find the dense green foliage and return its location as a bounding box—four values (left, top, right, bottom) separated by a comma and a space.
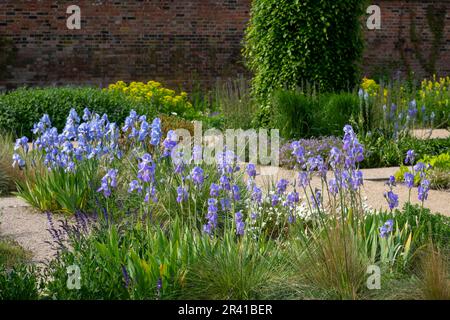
394, 153, 450, 190
271, 90, 360, 139
0, 264, 40, 300
0, 87, 149, 137
361, 134, 450, 169
244, 0, 365, 102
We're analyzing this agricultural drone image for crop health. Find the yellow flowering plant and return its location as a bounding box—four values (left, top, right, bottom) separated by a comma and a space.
106, 81, 194, 118
417, 75, 450, 127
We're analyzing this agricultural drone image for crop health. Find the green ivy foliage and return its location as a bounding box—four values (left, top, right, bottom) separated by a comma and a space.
244, 0, 366, 102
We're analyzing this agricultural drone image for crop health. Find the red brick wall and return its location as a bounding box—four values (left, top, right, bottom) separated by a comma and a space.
364, 0, 450, 80
0, 1, 449, 90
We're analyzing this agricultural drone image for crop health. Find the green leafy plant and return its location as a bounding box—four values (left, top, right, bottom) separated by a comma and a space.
0, 87, 148, 137
394, 153, 450, 189
0, 264, 40, 300
0, 132, 24, 194
244, 0, 365, 103
16, 160, 100, 214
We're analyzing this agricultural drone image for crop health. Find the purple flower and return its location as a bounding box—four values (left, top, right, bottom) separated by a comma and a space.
418, 179, 430, 202
328, 178, 339, 195
144, 186, 158, 203
162, 130, 178, 157
291, 141, 305, 164
216, 149, 239, 174
192, 145, 202, 163
271, 194, 280, 206
14, 136, 29, 153
404, 172, 414, 189
219, 174, 231, 191
204, 198, 218, 235
405, 150, 415, 165
287, 191, 299, 206
386, 175, 396, 187
408, 100, 418, 118
379, 219, 394, 238
329, 147, 342, 168
210, 183, 220, 197
150, 118, 162, 146
82, 108, 93, 121
203, 223, 213, 235
413, 162, 426, 174
251, 186, 262, 203
276, 179, 289, 194
176, 186, 188, 203
246, 163, 257, 178
97, 169, 118, 197
311, 189, 321, 208
384, 191, 399, 210
138, 120, 149, 141
12, 153, 26, 168
157, 278, 162, 296
220, 198, 231, 211
235, 211, 245, 236
232, 184, 240, 201
128, 180, 143, 193
351, 170, 364, 190
122, 266, 130, 289
298, 172, 309, 188
191, 166, 204, 187
137, 154, 156, 183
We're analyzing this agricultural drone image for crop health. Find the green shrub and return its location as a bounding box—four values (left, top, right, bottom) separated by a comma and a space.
244, 0, 365, 102
0, 132, 25, 195
420, 153, 450, 171
0, 264, 40, 300
392, 204, 450, 249
360, 133, 450, 168
272, 90, 319, 139
271, 90, 360, 139
0, 87, 149, 137
394, 153, 450, 190
322, 92, 360, 135
0, 238, 31, 269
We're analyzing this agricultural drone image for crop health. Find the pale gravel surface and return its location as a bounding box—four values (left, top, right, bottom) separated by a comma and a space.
411, 129, 449, 140
0, 197, 56, 264
0, 164, 449, 264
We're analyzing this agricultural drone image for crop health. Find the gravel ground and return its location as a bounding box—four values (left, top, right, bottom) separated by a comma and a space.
411, 129, 449, 140
0, 197, 56, 264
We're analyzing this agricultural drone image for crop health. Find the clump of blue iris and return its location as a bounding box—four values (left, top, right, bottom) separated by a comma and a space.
379, 219, 394, 238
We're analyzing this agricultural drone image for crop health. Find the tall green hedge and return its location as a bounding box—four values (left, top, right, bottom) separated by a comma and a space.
244, 0, 366, 102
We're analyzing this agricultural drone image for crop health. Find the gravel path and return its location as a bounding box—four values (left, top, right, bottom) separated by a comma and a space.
411, 129, 449, 140
0, 197, 56, 264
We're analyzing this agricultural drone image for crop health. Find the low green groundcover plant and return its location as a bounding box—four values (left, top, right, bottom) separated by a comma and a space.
394, 153, 450, 190
4, 109, 449, 300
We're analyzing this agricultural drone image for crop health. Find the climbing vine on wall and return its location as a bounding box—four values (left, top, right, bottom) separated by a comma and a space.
409, 5, 446, 76
0, 36, 17, 79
